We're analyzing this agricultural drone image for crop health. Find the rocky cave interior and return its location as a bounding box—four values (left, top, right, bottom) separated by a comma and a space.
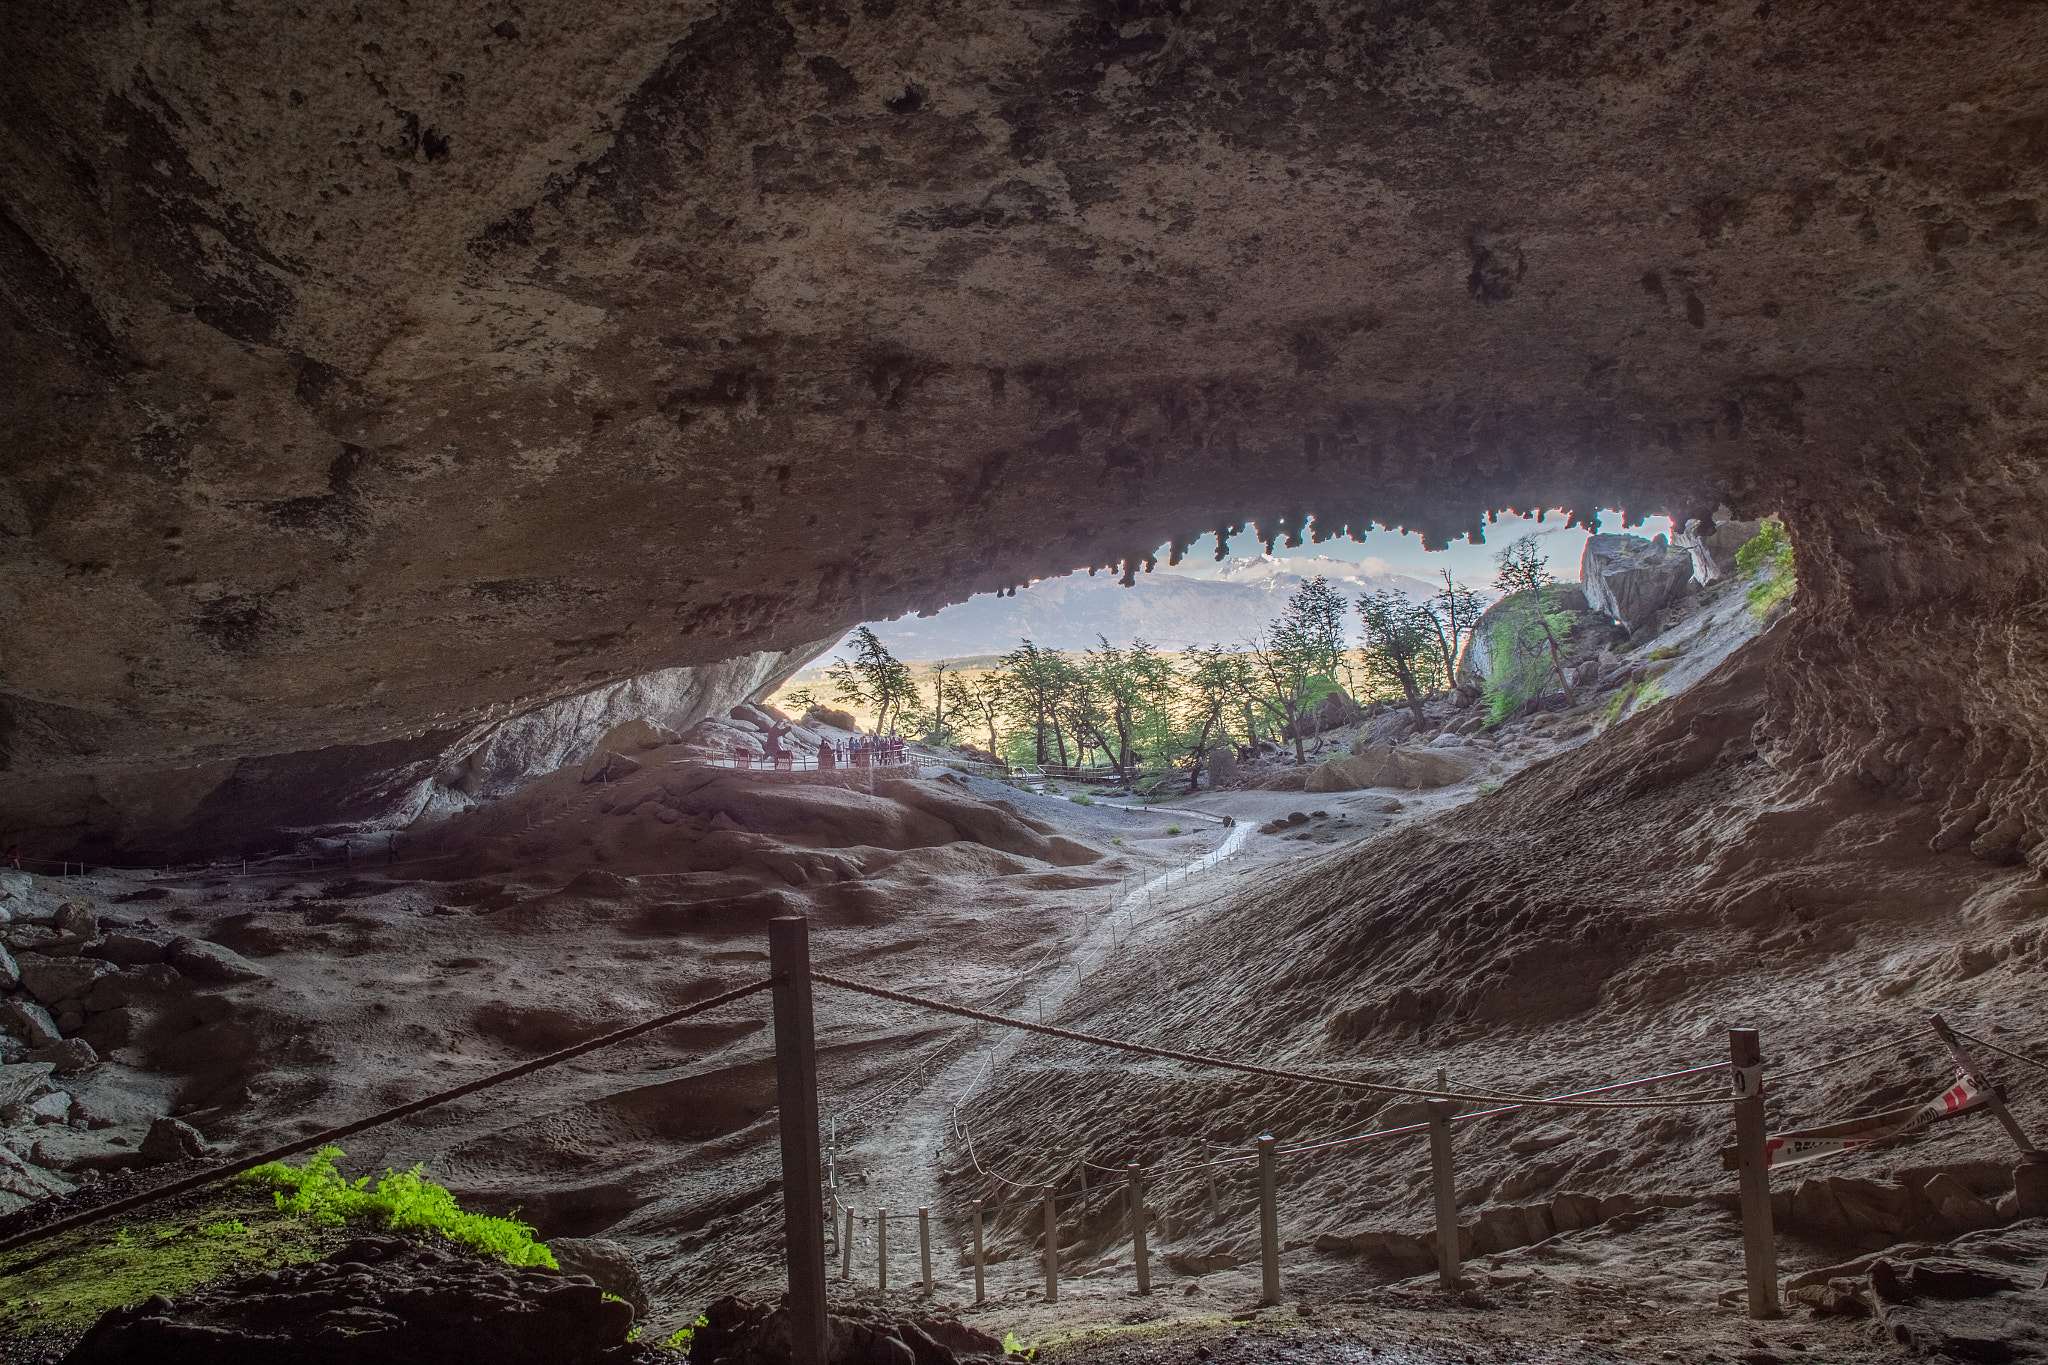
3, 1, 2048, 1363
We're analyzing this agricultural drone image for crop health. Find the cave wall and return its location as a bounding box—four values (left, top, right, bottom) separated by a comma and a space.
3, 1, 2047, 858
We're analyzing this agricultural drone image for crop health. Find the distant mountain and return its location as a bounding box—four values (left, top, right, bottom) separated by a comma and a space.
846, 557, 1439, 661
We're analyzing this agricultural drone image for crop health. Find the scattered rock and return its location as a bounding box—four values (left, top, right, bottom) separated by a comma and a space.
546, 1237, 648, 1318
5, 998, 62, 1048
0, 1142, 71, 1201
85, 932, 171, 966
61, 1233, 633, 1365
22, 1091, 72, 1124
0, 1061, 55, 1112
165, 936, 266, 983
29, 1038, 100, 1074
0, 944, 17, 991
689, 1294, 1001, 1365
30, 1130, 144, 1174
18, 955, 116, 1006
139, 1115, 208, 1165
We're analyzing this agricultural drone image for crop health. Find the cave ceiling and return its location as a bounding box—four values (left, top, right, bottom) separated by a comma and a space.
3, 0, 2046, 800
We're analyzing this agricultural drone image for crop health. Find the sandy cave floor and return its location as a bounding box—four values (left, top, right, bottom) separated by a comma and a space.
10, 683, 2048, 1362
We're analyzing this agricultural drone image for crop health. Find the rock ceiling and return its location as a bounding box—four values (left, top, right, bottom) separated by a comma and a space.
3, 1, 2046, 858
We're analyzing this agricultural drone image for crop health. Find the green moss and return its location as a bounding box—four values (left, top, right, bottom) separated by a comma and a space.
1735, 520, 1796, 619
1645, 643, 1684, 662
0, 1148, 556, 1345
0, 1191, 342, 1338
237, 1147, 555, 1268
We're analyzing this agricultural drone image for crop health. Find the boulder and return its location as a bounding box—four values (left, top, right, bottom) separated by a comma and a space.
1163, 1248, 1240, 1275
62, 1233, 634, 1365
19, 955, 116, 1006
83, 963, 183, 1011
54, 900, 99, 938
1205, 747, 1239, 786
30, 1038, 100, 1074
805, 705, 862, 733
1455, 585, 1596, 697
166, 937, 266, 983
0, 944, 17, 991
139, 1115, 209, 1165
546, 1238, 648, 1319
1280, 688, 1364, 740
30, 1130, 144, 1174
1550, 1192, 1605, 1233
1579, 533, 1695, 632
84, 932, 171, 967
4, 998, 62, 1048
1307, 745, 1481, 792
0, 1061, 56, 1110
0, 1143, 71, 1202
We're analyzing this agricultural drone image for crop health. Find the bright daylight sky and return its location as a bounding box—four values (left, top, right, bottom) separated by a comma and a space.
1156, 509, 1676, 585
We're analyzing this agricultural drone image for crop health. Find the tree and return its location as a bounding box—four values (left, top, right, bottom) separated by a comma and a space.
1424, 569, 1486, 686
925, 660, 955, 744
998, 640, 1081, 767
1083, 636, 1179, 778
1177, 645, 1248, 792
781, 685, 818, 714
944, 670, 1006, 760
1356, 589, 1442, 725
1492, 534, 1579, 707
826, 626, 920, 734
1242, 578, 1348, 763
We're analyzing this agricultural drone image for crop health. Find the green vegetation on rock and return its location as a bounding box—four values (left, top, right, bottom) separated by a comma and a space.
239, 1146, 555, 1268
1736, 520, 1796, 619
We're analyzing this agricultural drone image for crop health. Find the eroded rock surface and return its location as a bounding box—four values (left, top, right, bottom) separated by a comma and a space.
5, 4, 2048, 864
61, 1234, 635, 1365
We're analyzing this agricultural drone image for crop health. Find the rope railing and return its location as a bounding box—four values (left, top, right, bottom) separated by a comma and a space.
814, 964, 2036, 1321
811, 971, 1735, 1111
0, 978, 777, 1265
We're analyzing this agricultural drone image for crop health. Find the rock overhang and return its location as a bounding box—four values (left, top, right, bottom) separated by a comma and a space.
3, 1, 2047, 857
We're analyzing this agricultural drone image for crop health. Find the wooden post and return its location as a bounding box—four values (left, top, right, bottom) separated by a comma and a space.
1729, 1028, 1780, 1318
1042, 1184, 1059, 1304
769, 917, 828, 1365
1426, 1100, 1460, 1291
878, 1206, 889, 1291
1128, 1163, 1150, 1295
918, 1206, 933, 1296
1207, 1169, 1219, 1219
971, 1198, 986, 1303
1932, 1014, 2041, 1154
1256, 1136, 1280, 1306
841, 1207, 854, 1281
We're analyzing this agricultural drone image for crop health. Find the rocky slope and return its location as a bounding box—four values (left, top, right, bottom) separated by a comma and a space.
6, 3, 2048, 867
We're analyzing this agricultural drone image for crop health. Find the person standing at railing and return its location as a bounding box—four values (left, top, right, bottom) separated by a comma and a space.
818, 739, 837, 771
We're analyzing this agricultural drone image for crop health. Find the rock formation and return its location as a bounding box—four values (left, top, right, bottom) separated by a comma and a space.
5, 4, 2048, 868
1578, 533, 1697, 634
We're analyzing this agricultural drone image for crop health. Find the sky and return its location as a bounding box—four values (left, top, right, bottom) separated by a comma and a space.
1155, 509, 1674, 585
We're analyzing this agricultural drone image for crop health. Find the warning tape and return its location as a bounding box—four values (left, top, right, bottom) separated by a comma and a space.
1721, 1070, 1988, 1172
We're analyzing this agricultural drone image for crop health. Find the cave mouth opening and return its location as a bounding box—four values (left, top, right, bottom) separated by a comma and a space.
774, 503, 1768, 777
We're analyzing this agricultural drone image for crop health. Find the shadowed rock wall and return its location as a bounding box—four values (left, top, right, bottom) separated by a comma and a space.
3, 1, 2046, 859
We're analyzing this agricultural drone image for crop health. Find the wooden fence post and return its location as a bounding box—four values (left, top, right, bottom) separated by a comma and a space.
918, 1206, 933, 1296
1256, 1136, 1280, 1306
878, 1207, 889, 1291
1127, 1163, 1150, 1295
971, 1198, 986, 1303
1729, 1027, 1780, 1318
841, 1207, 854, 1281
1042, 1184, 1059, 1304
769, 917, 828, 1365
1426, 1100, 1460, 1291
1932, 1014, 2042, 1154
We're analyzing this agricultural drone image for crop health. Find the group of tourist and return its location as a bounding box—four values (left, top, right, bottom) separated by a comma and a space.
731, 729, 906, 771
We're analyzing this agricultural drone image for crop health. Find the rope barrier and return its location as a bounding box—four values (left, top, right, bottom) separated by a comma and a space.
1763, 1029, 1937, 1082
811, 971, 1733, 1111
1950, 1026, 2048, 1078
0, 977, 776, 1263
